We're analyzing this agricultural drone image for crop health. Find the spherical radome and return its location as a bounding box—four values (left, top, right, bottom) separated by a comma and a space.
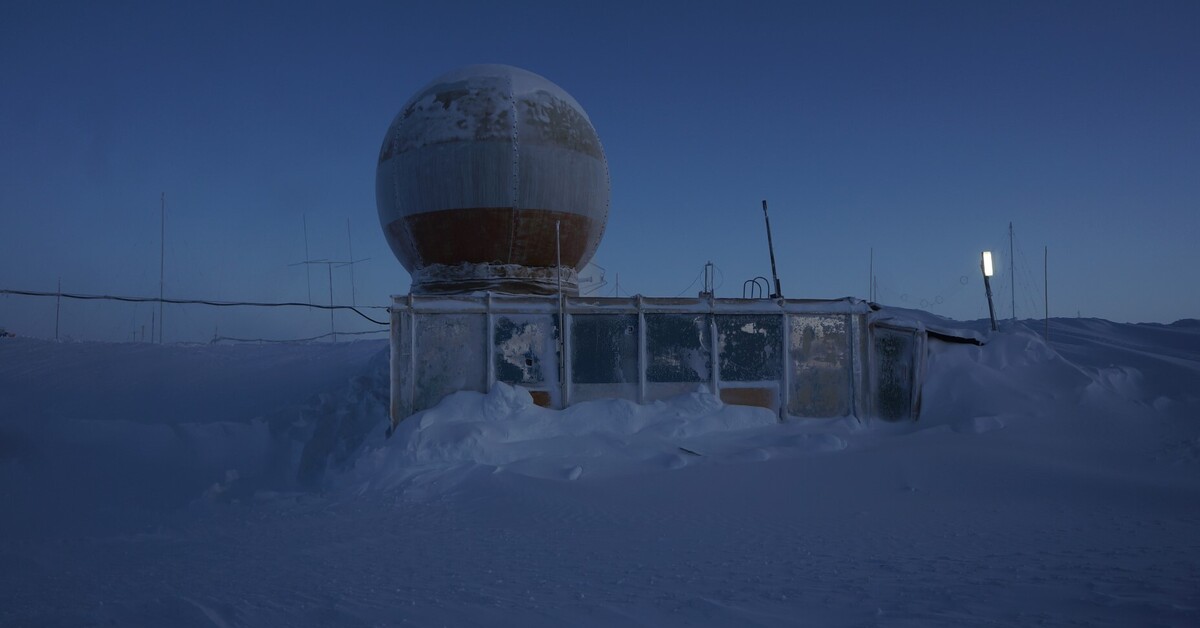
376, 64, 610, 295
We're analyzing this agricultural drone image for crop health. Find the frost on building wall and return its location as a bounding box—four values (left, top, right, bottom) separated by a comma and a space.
412, 314, 487, 412
717, 314, 783, 411
494, 316, 547, 384
570, 314, 638, 403
390, 295, 931, 428
788, 314, 852, 418
645, 313, 711, 399
872, 325, 922, 421
718, 315, 783, 381
493, 313, 558, 406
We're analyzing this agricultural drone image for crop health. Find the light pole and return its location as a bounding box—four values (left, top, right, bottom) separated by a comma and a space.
981, 251, 998, 331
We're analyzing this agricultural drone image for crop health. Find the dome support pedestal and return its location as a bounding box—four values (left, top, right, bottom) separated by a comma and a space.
412, 262, 580, 296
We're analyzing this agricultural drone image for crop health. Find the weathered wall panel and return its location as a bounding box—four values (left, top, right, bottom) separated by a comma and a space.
719, 386, 779, 411
571, 382, 640, 403
645, 382, 709, 402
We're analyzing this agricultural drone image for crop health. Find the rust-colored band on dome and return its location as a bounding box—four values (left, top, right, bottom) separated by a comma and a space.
386, 207, 596, 270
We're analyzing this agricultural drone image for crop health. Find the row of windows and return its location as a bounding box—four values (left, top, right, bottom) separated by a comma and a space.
407, 311, 916, 419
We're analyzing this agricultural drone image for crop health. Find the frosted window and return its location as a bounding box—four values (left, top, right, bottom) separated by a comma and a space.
788, 314, 851, 418
645, 314, 711, 383
414, 314, 487, 409
571, 315, 638, 384
494, 315, 555, 385
873, 327, 915, 421
716, 315, 782, 381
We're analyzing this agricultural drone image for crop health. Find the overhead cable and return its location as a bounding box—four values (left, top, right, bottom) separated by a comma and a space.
0, 288, 390, 325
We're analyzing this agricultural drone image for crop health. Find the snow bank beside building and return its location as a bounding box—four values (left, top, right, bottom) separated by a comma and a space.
1, 314, 1198, 626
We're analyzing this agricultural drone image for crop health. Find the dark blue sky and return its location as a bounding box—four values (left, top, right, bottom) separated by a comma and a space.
2, 1, 1197, 341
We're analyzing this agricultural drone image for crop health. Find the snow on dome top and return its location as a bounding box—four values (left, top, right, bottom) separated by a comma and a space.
411, 64, 594, 124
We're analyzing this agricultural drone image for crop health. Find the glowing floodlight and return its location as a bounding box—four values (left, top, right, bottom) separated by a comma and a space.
980, 251, 998, 331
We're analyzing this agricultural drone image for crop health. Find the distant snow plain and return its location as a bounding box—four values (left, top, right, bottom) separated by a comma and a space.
1, 314, 1197, 627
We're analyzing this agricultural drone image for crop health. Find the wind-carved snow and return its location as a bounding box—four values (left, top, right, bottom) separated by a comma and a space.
1, 314, 1198, 627
342, 382, 782, 494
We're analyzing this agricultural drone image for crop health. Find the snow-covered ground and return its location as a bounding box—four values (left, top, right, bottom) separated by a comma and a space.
1, 315, 1198, 627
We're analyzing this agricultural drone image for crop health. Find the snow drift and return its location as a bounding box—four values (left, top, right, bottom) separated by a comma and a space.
1, 314, 1198, 627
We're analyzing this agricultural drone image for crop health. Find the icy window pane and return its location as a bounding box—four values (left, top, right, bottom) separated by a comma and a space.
571, 314, 638, 384
494, 315, 555, 385
717, 315, 782, 381
873, 327, 915, 421
646, 314, 711, 383
788, 314, 851, 418
414, 313, 487, 410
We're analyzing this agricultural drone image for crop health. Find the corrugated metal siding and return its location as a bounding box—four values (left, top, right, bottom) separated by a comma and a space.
388, 141, 514, 214
517, 142, 608, 220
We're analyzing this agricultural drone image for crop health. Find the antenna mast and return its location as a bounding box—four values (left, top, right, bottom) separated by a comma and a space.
556, 221, 566, 406
762, 200, 782, 299
346, 218, 357, 306
1044, 245, 1049, 340
302, 214, 313, 307
327, 263, 336, 342
159, 193, 165, 343
1009, 222, 1015, 320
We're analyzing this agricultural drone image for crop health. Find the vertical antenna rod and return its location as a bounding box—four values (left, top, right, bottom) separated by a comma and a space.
327, 263, 336, 342
302, 214, 313, 307
556, 221, 566, 407
762, 200, 782, 299
869, 248, 874, 302
159, 193, 165, 344
556, 221, 562, 298
346, 218, 357, 307
1009, 222, 1015, 320
1044, 246, 1049, 340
